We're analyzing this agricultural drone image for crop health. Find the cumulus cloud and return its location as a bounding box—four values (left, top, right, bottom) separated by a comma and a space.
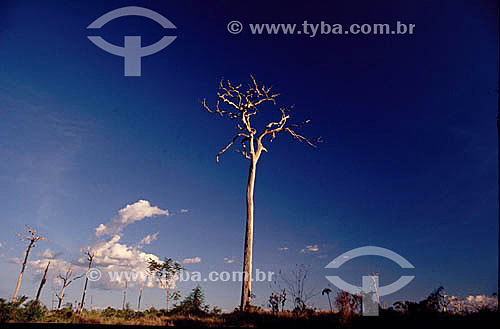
29, 257, 76, 286
278, 247, 289, 251
95, 200, 169, 237
77, 234, 162, 290
25, 200, 178, 291
138, 232, 159, 247
183, 257, 201, 264
301, 245, 319, 253
224, 257, 235, 264
26, 234, 163, 291
78, 200, 177, 290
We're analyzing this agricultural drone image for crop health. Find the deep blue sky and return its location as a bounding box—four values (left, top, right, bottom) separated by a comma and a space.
0, 0, 498, 311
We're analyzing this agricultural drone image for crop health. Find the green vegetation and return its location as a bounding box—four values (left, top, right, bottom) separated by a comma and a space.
1, 286, 497, 328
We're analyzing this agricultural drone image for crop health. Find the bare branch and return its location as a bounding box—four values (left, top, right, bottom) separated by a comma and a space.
216, 133, 249, 162
284, 128, 317, 147
203, 75, 318, 164
202, 98, 239, 120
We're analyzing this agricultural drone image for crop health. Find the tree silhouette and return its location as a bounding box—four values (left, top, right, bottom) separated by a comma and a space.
322, 288, 333, 312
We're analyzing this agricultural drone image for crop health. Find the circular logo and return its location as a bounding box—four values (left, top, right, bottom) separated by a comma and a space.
227, 21, 243, 34
88, 268, 102, 281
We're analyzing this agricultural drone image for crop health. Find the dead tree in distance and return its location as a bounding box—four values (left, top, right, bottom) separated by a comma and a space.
79, 249, 95, 313
12, 226, 46, 301
202, 76, 318, 310
137, 281, 145, 311
56, 268, 84, 310
35, 261, 50, 303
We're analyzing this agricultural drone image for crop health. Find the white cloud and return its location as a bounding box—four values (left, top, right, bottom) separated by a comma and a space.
301, 245, 319, 253
0, 242, 3, 248
179, 209, 188, 213
29, 200, 177, 291
183, 257, 201, 264
138, 232, 159, 247
278, 247, 288, 251
77, 234, 163, 290
29, 257, 77, 286
224, 257, 235, 264
38, 248, 63, 259
95, 200, 169, 237
7, 257, 21, 264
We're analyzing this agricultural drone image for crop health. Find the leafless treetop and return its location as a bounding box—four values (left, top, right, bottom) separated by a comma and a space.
58, 268, 84, 288
84, 249, 95, 262
16, 225, 46, 247
202, 75, 319, 162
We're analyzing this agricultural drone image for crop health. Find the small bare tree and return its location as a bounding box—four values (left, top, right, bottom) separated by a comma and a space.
122, 280, 128, 310
12, 226, 46, 301
79, 249, 94, 313
279, 264, 318, 312
56, 268, 84, 310
137, 281, 145, 311
202, 76, 318, 310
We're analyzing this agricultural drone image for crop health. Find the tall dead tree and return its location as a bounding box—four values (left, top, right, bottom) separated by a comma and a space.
122, 280, 128, 310
79, 249, 94, 313
202, 76, 317, 310
12, 226, 46, 301
56, 268, 84, 310
35, 261, 50, 303
137, 281, 144, 311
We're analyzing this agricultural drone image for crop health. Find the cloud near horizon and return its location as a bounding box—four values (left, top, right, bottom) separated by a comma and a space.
76, 235, 163, 290
29, 200, 181, 291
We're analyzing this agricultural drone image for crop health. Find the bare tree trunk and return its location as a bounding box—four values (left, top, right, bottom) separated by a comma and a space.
57, 285, 66, 310
203, 76, 317, 311
137, 283, 144, 311
79, 257, 93, 313
166, 289, 170, 312
241, 158, 257, 310
12, 240, 34, 301
122, 281, 127, 310
35, 261, 50, 303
